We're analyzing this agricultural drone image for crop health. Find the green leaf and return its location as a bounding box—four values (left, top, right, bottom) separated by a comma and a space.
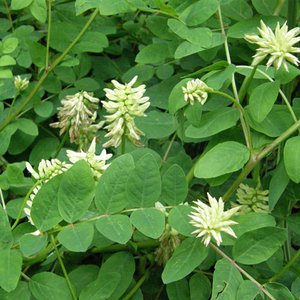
221, 0, 253, 21
168, 78, 190, 114
130, 208, 165, 239
161, 164, 188, 205
0, 249, 22, 292
73, 32, 108, 53
0, 205, 13, 250
19, 233, 48, 257
179, 0, 219, 26
189, 273, 211, 300
29, 272, 72, 300
75, 0, 99, 15
269, 161, 289, 209
31, 175, 63, 232
0, 281, 31, 300
248, 81, 280, 122
284, 136, 300, 183
0, 124, 18, 156
211, 259, 243, 299
98, 0, 135, 15
168, 205, 194, 237
184, 103, 202, 127
237, 280, 260, 300
95, 154, 135, 214
0, 55, 16, 67
58, 160, 95, 223
126, 154, 161, 208
135, 43, 171, 64
11, 0, 33, 10
185, 108, 239, 139
57, 223, 94, 252
194, 142, 250, 178
162, 238, 208, 284
232, 227, 287, 265
265, 283, 295, 300
13, 118, 39, 136
29, 0, 47, 23
1, 38, 18, 54
95, 215, 132, 244
135, 110, 177, 139
167, 279, 190, 300
251, 0, 277, 15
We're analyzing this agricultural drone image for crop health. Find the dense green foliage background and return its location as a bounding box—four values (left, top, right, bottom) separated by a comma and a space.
0, 0, 300, 299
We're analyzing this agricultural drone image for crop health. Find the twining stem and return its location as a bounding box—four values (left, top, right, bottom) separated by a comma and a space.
212, 90, 252, 149
236, 65, 298, 124
223, 119, 300, 201
269, 249, 300, 282
50, 235, 77, 300
161, 133, 177, 163
3, 0, 14, 31
11, 181, 41, 230
210, 243, 276, 300
45, 0, 52, 68
217, 6, 252, 149
0, 9, 99, 132
123, 270, 150, 300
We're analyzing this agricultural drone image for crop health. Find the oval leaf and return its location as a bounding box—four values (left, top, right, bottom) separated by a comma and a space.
284, 136, 300, 183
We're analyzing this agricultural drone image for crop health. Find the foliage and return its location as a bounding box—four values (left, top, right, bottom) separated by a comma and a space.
0, 0, 300, 299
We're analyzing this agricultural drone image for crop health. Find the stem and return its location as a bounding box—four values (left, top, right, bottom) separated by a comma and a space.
121, 135, 126, 155
161, 133, 177, 163
269, 248, 300, 282
3, 0, 14, 31
210, 243, 276, 300
8, 94, 18, 117
236, 66, 298, 124
54, 130, 68, 158
273, 0, 285, 15
45, 0, 52, 68
0, 9, 99, 132
21, 272, 31, 281
0, 188, 6, 211
223, 119, 300, 201
11, 181, 40, 230
212, 90, 252, 150
238, 65, 258, 104
50, 235, 77, 300
123, 270, 149, 300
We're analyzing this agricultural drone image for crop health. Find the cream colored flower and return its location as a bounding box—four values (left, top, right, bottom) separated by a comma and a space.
50, 91, 104, 148
182, 79, 210, 105
232, 183, 269, 214
66, 138, 112, 180
245, 20, 300, 71
102, 76, 150, 148
14, 75, 29, 92
25, 159, 70, 224
190, 193, 240, 246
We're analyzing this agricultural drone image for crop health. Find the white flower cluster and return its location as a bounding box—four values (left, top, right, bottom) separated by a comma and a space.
182, 79, 210, 105
102, 76, 150, 148
190, 193, 240, 246
14, 75, 29, 92
66, 138, 112, 180
50, 91, 104, 148
25, 159, 70, 224
245, 20, 300, 71
25, 139, 112, 225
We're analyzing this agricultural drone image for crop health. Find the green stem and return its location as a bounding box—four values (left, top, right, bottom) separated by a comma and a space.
236, 66, 298, 124
269, 248, 300, 282
121, 135, 126, 155
8, 94, 18, 117
162, 133, 177, 163
273, 0, 285, 15
45, 0, 52, 68
11, 181, 40, 230
238, 65, 258, 104
50, 235, 77, 300
3, 0, 14, 31
0, 9, 99, 132
223, 119, 300, 201
212, 90, 252, 150
123, 270, 149, 300
210, 243, 276, 300
54, 130, 69, 158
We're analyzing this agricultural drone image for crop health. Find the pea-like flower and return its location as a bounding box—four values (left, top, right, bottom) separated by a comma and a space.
14, 75, 29, 92
66, 138, 112, 180
245, 20, 300, 71
232, 183, 269, 214
102, 76, 150, 148
182, 79, 210, 105
25, 159, 71, 224
50, 91, 104, 149
190, 193, 240, 246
